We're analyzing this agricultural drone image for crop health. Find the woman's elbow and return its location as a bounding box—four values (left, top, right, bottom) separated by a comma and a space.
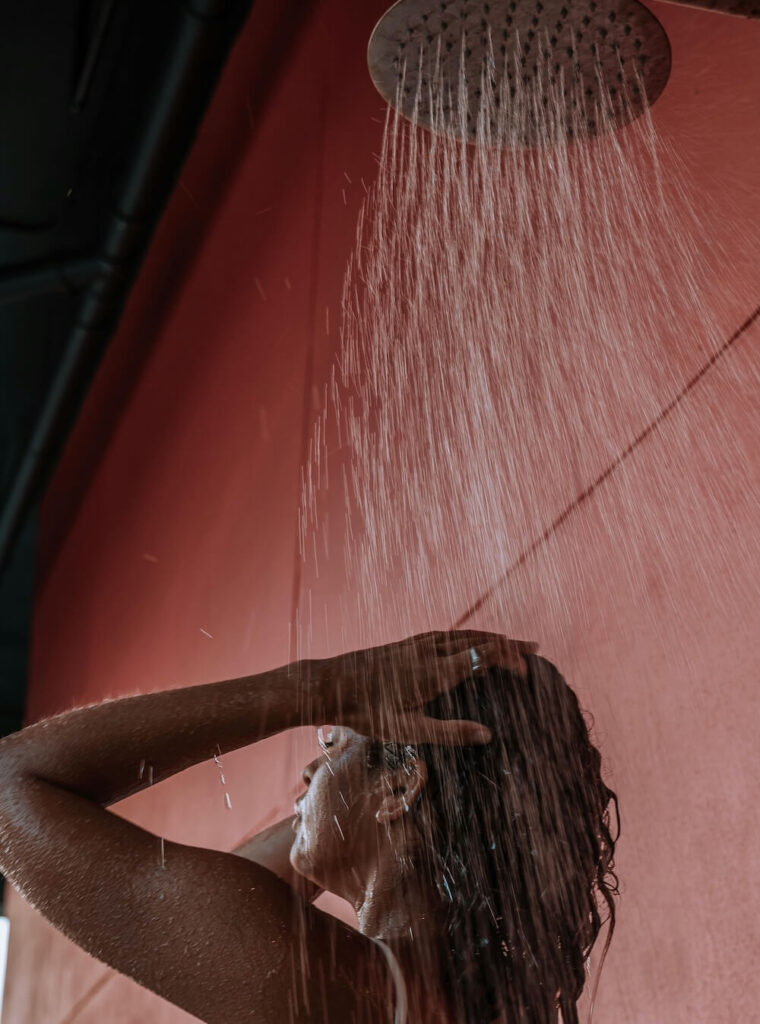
0, 735, 40, 837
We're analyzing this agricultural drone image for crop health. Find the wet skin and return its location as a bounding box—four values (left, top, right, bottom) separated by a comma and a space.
0, 631, 534, 1023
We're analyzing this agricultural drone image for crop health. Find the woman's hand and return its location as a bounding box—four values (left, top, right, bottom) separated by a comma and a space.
310, 630, 537, 747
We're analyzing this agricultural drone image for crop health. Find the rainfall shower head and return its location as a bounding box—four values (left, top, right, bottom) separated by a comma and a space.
367, 0, 755, 145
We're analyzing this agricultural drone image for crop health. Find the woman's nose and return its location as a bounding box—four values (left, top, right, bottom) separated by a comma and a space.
301, 756, 322, 786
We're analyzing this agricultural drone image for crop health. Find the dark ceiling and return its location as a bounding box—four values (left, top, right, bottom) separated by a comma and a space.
0, 0, 256, 737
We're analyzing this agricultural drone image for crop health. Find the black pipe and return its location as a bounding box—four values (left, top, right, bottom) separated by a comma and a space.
0, 0, 255, 575
0, 257, 101, 305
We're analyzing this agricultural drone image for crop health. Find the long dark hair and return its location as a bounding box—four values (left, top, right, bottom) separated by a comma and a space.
370, 655, 619, 1023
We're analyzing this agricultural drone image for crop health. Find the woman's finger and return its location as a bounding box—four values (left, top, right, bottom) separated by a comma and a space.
491, 639, 534, 677
406, 630, 488, 656
404, 632, 445, 659
441, 646, 496, 679
433, 630, 497, 653
439, 642, 532, 681
393, 714, 492, 747
434, 631, 538, 656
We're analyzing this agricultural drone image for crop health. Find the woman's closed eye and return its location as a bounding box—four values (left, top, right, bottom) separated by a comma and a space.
317, 726, 337, 754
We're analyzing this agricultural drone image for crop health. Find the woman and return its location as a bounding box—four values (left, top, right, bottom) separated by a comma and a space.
0, 630, 618, 1023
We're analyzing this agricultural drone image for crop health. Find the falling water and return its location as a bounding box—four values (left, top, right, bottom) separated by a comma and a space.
295, 36, 759, 1023
300, 46, 757, 656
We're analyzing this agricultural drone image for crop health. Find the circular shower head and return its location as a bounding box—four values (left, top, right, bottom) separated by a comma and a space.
368, 0, 672, 145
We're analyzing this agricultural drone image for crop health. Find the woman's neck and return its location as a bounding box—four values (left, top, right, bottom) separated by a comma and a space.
351, 847, 454, 1022
351, 835, 438, 938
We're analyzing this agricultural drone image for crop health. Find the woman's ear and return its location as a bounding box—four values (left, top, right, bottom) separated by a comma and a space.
375, 758, 428, 824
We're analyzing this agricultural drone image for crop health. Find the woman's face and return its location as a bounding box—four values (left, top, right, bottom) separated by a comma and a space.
290, 727, 381, 893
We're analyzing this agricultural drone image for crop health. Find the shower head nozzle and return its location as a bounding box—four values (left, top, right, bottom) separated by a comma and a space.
368, 0, 672, 145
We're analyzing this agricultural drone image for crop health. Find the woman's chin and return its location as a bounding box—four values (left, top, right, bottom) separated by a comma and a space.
289, 829, 311, 874
291, 839, 331, 895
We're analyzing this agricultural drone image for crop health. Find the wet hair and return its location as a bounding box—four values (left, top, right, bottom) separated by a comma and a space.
368, 655, 619, 1024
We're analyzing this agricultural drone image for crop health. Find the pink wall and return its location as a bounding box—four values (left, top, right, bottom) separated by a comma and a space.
4, 2, 759, 1021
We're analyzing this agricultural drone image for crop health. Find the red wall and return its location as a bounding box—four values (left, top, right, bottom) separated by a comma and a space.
4, 2, 760, 1021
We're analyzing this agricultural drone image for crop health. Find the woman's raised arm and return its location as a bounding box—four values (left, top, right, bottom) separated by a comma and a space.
0, 662, 319, 808
0, 661, 389, 1024
0, 630, 532, 1022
